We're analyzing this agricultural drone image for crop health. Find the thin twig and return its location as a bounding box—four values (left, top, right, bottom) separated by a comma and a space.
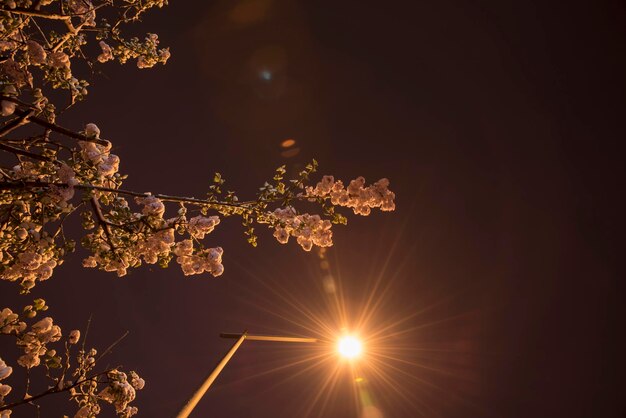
81, 314, 92, 353
0, 143, 51, 162
0, 7, 71, 20
96, 330, 129, 362
7, 106, 110, 147
90, 195, 117, 250
0, 109, 35, 138
0, 180, 257, 210
0, 370, 112, 412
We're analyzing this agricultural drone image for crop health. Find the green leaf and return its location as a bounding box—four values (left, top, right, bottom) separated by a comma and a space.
34, 298, 46, 310
332, 213, 348, 225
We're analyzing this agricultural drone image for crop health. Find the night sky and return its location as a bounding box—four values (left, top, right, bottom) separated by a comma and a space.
2, 0, 625, 417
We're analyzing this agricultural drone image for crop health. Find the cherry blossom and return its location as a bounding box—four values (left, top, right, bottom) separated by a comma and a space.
0, 1, 395, 416
69, 330, 81, 345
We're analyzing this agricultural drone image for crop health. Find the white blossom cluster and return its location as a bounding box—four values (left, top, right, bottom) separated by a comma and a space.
68, 0, 97, 27
0, 0, 170, 109
97, 41, 114, 64
0, 121, 127, 291
0, 310, 18, 416
15, 316, 62, 368
135, 195, 165, 217
82, 197, 226, 277
134, 228, 175, 265
135, 34, 171, 69
272, 207, 333, 251
0, 357, 12, 408
267, 175, 396, 250
79, 124, 120, 178
81, 247, 126, 277
0, 166, 73, 291
96, 34, 170, 70
173, 240, 225, 276
83, 227, 173, 276
306, 175, 396, 215
69, 329, 81, 345
10, 161, 75, 206
187, 215, 220, 239
10, 161, 39, 180
97, 370, 144, 417
1, 85, 17, 116
0, 308, 26, 335
70, 352, 145, 417
1, 305, 80, 376
70, 347, 100, 414
0, 130, 107, 287
0, 300, 143, 417
1, 248, 58, 291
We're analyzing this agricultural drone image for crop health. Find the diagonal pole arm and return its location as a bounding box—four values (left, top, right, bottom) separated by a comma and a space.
176, 331, 247, 418
220, 332, 318, 343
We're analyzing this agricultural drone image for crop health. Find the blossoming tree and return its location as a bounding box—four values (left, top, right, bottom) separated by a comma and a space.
0, 0, 395, 416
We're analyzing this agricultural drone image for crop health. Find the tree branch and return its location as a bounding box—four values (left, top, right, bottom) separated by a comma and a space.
0, 109, 35, 138
0, 180, 255, 210
3, 105, 111, 147
0, 142, 51, 162
96, 330, 129, 362
89, 195, 119, 251
0, 7, 71, 20
0, 370, 112, 412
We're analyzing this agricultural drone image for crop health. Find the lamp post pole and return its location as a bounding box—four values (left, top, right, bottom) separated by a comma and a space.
176, 331, 318, 418
176, 331, 248, 418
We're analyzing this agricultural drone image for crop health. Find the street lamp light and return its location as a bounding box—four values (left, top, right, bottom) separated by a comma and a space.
176, 331, 318, 418
337, 335, 363, 359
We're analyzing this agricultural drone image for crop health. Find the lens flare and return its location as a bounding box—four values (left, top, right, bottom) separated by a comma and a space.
223, 225, 480, 417
338, 335, 362, 359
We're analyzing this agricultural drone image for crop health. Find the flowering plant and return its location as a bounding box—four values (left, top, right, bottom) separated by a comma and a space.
0, 299, 144, 417
0, 0, 395, 416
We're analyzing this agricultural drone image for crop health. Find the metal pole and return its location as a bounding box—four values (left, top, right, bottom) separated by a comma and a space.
220, 333, 318, 343
176, 331, 247, 418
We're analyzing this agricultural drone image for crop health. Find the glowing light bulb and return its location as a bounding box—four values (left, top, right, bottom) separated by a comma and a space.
337, 335, 362, 359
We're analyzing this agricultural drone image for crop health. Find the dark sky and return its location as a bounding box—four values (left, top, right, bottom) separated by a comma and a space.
3, 0, 626, 417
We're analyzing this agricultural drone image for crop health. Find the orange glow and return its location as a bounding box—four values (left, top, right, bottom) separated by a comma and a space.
229, 0, 273, 24
281, 138, 296, 148
337, 335, 363, 359
281, 147, 300, 158
222, 235, 467, 418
